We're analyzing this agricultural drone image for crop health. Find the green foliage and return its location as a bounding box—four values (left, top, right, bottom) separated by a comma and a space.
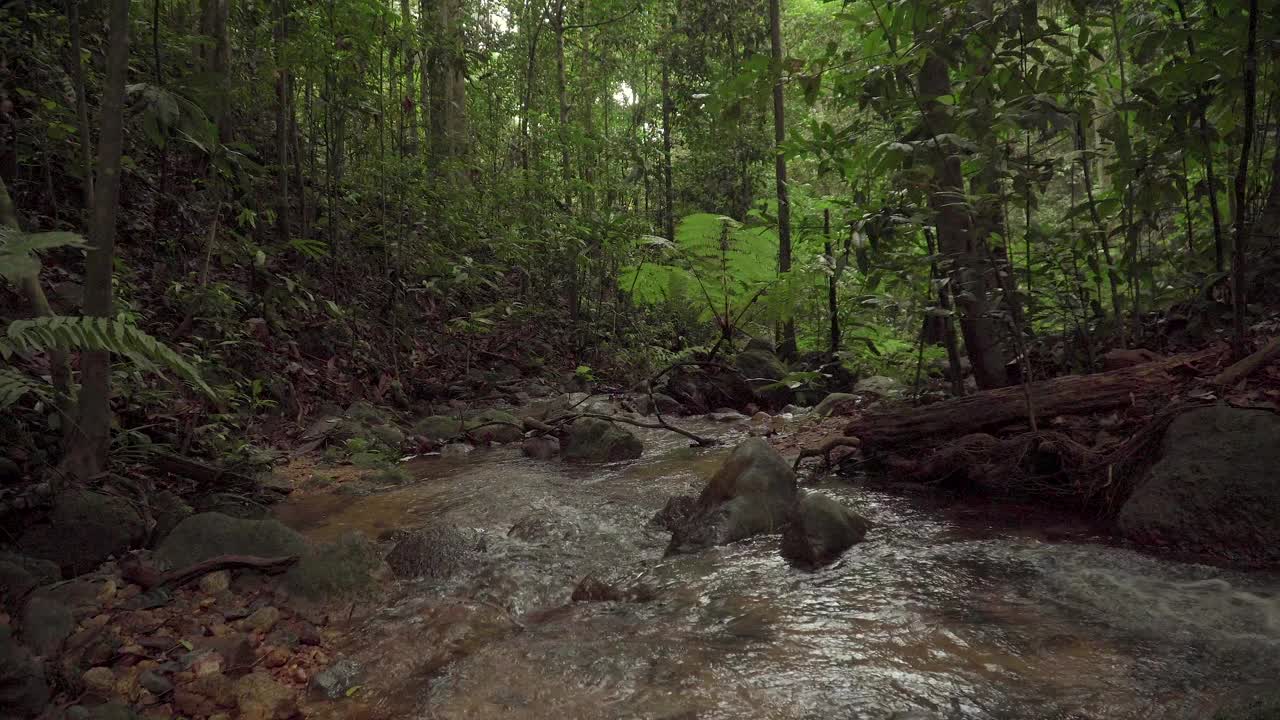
1, 315, 215, 404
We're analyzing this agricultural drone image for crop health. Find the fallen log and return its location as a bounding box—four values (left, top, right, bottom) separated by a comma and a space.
122, 554, 299, 591
150, 452, 260, 491
844, 347, 1217, 451
1213, 336, 1280, 386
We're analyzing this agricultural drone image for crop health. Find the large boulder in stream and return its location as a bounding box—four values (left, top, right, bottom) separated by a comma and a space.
734, 348, 794, 409
780, 492, 870, 569
1117, 405, 1280, 565
157, 513, 308, 568
560, 418, 643, 462
664, 438, 797, 554
17, 490, 145, 576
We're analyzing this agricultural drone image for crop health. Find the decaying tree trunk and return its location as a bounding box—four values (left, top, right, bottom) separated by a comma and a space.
843, 348, 1217, 451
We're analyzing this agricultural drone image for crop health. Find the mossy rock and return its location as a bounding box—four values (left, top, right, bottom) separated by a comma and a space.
369, 424, 406, 449
561, 418, 643, 462
466, 409, 524, 444
733, 349, 787, 381
414, 415, 465, 442
366, 466, 413, 485
150, 490, 194, 544
0, 554, 59, 612
157, 513, 308, 568
18, 490, 145, 576
286, 533, 385, 601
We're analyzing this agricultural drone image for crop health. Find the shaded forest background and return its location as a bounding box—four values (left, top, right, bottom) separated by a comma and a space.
1, 0, 1278, 479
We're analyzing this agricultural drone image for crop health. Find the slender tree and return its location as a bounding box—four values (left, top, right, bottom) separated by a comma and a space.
769, 0, 796, 358
67, 0, 131, 480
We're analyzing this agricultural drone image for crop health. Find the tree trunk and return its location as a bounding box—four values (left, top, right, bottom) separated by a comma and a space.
825, 208, 839, 354
67, 0, 130, 481
274, 0, 290, 245
66, 0, 94, 214
843, 348, 1216, 451
427, 0, 466, 168
1231, 0, 1259, 359
660, 18, 675, 242
1173, 0, 1227, 272
919, 52, 1007, 389
769, 0, 796, 358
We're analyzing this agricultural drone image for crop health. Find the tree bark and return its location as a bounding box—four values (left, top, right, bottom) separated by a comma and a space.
919, 52, 1007, 389
769, 0, 796, 359
66, 0, 94, 214
825, 208, 839, 354
67, 0, 130, 481
660, 18, 675, 242
843, 348, 1216, 451
1231, 0, 1259, 359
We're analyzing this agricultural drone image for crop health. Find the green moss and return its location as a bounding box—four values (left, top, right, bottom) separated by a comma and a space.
285, 532, 383, 601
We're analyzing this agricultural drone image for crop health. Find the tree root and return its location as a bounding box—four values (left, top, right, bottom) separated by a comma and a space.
122, 554, 300, 591
878, 401, 1208, 516
792, 437, 862, 470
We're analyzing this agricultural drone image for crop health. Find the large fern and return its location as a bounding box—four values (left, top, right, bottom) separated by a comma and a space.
0, 316, 216, 406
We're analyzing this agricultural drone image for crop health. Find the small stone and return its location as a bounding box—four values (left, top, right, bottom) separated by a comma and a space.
309, 658, 361, 700
297, 623, 322, 646
234, 671, 296, 720
96, 579, 118, 604
241, 606, 280, 634
198, 570, 231, 594
187, 651, 224, 677
139, 670, 173, 696
262, 646, 290, 669
82, 666, 116, 695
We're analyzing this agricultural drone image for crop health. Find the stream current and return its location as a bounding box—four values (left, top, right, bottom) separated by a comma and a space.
277, 420, 1280, 720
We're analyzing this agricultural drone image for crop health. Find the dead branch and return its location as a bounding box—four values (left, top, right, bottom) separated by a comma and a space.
122, 554, 300, 591
1213, 336, 1280, 386
792, 437, 863, 470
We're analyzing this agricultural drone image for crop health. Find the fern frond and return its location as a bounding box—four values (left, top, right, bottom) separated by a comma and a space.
2, 315, 216, 399
0, 225, 89, 284
0, 365, 50, 409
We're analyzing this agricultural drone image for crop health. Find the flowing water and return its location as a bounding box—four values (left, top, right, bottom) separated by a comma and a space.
277, 421, 1280, 720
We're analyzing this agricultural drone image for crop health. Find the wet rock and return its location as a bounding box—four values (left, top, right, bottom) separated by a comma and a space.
571, 575, 624, 603
0, 553, 59, 612
286, 533, 386, 601
1117, 406, 1280, 565
17, 489, 145, 576
635, 392, 683, 417
780, 492, 870, 569
20, 595, 74, 656
441, 443, 474, 458
148, 490, 193, 544
561, 418, 643, 462
661, 364, 754, 415
707, 410, 748, 423
157, 513, 307, 568
385, 525, 472, 580
666, 439, 797, 554
310, 658, 361, 700
234, 672, 296, 720
1212, 685, 1280, 719
812, 392, 858, 418
735, 348, 793, 408
650, 495, 699, 532
854, 375, 902, 397
0, 629, 49, 717
521, 436, 560, 460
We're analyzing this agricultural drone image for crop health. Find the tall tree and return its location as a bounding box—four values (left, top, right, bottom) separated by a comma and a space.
769, 0, 796, 358
67, 0, 131, 480
1231, 0, 1260, 358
